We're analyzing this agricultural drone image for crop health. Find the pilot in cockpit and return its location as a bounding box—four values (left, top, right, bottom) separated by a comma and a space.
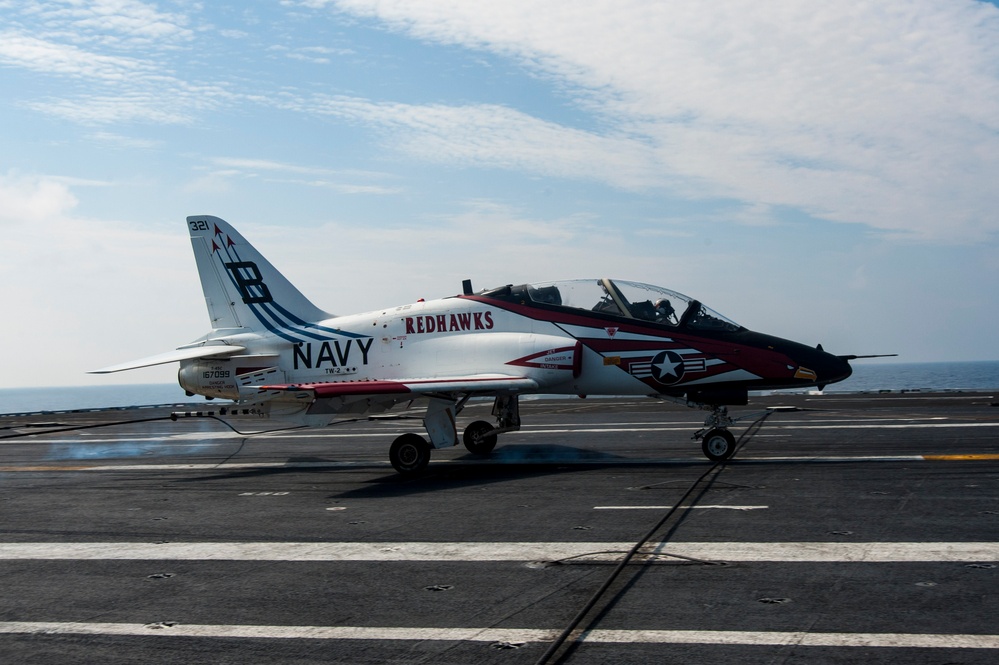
654, 298, 678, 325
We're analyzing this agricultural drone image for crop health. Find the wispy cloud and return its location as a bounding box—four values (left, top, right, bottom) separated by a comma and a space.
17, 0, 195, 50
293, 0, 999, 242
0, 3, 215, 124
3, 0, 998, 243
209, 156, 341, 176
22, 78, 233, 124
0, 32, 156, 80
86, 131, 161, 149
200, 157, 403, 195
267, 44, 353, 64
283, 96, 665, 189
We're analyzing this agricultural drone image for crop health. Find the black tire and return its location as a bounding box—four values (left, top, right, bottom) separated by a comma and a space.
390, 433, 431, 475
462, 420, 498, 455
701, 428, 736, 461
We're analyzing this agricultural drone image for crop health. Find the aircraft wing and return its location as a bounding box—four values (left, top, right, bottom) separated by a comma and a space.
89, 345, 247, 373
259, 374, 539, 397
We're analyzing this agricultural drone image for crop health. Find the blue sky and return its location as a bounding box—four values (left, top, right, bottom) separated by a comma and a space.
2, 0, 998, 388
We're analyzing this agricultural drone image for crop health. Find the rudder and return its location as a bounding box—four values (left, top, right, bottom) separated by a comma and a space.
187, 215, 331, 334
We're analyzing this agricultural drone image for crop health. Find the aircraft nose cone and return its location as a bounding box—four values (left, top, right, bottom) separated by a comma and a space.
814, 350, 852, 388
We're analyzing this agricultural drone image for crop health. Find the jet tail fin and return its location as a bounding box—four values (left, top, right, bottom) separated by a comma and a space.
187, 215, 332, 333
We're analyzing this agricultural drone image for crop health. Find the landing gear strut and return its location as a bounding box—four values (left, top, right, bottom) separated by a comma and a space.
388, 394, 524, 475
461, 394, 521, 456
693, 404, 737, 461
653, 396, 744, 462
693, 405, 738, 461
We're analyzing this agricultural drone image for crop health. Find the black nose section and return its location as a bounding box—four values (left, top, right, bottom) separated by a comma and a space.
783, 343, 853, 389
810, 346, 852, 388
740, 333, 856, 390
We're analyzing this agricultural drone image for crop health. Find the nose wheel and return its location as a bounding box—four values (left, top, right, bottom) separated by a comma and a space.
700, 428, 736, 461
656, 396, 765, 463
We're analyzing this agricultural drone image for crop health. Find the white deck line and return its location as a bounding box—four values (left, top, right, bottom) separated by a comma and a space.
1, 622, 997, 649
0, 541, 995, 562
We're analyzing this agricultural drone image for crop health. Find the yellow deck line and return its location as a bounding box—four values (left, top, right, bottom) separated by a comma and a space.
922, 454, 999, 461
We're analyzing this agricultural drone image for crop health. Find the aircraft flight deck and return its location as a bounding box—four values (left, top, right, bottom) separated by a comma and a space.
1, 392, 997, 664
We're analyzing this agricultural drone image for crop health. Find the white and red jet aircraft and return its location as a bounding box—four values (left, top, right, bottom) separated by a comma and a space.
94, 215, 859, 475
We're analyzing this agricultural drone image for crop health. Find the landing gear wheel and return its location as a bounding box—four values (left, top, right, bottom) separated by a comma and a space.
390, 433, 431, 476
463, 420, 497, 455
701, 428, 736, 462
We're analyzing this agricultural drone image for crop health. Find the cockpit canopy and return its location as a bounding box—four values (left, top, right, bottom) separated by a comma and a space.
480, 278, 743, 332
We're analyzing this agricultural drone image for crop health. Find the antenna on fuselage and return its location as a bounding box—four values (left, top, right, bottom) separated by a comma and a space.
462, 279, 473, 295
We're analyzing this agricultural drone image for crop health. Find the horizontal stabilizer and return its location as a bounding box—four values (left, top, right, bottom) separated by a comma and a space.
89, 345, 246, 374
260, 375, 539, 397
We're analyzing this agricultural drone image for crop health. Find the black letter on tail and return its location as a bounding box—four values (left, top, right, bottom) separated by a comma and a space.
225, 261, 272, 304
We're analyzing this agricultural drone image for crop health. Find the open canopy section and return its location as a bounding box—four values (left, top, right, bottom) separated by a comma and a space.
481, 278, 743, 332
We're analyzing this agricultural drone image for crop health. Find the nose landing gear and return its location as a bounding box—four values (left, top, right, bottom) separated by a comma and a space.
694, 405, 738, 461
655, 396, 751, 462
699, 427, 736, 461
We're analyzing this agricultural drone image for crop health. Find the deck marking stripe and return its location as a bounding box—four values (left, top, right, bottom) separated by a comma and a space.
0, 542, 994, 562
790, 423, 999, 430
18, 421, 998, 445
594, 505, 769, 511
7, 453, 999, 472
0, 623, 997, 648
0, 456, 932, 472
520, 423, 999, 434
923, 454, 999, 461
0, 466, 96, 471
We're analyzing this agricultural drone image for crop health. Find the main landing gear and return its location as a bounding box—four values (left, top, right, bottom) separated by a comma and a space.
389, 433, 432, 475
463, 394, 520, 456
462, 420, 498, 455
386, 393, 748, 475
387, 395, 522, 477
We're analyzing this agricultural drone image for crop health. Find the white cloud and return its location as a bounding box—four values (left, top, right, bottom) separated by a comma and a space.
0, 173, 204, 386
290, 96, 665, 188
18, 0, 195, 50
199, 157, 403, 194
209, 156, 338, 176
0, 4, 218, 125
86, 131, 161, 149
6, 2, 997, 241
299, 0, 999, 242
22, 78, 232, 125
0, 172, 79, 224
26, 94, 183, 125
267, 44, 353, 64
0, 32, 155, 80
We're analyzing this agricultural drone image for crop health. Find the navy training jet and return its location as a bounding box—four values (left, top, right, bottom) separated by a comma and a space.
93, 215, 872, 475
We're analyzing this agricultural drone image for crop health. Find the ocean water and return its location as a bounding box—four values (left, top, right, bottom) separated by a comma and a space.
827, 360, 999, 394
1, 361, 997, 415
0, 383, 197, 415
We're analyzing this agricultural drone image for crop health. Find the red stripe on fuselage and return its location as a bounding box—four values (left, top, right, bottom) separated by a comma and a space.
459, 294, 799, 385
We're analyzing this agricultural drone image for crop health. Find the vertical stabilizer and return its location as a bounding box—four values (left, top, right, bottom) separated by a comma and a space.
187, 215, 332, 333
